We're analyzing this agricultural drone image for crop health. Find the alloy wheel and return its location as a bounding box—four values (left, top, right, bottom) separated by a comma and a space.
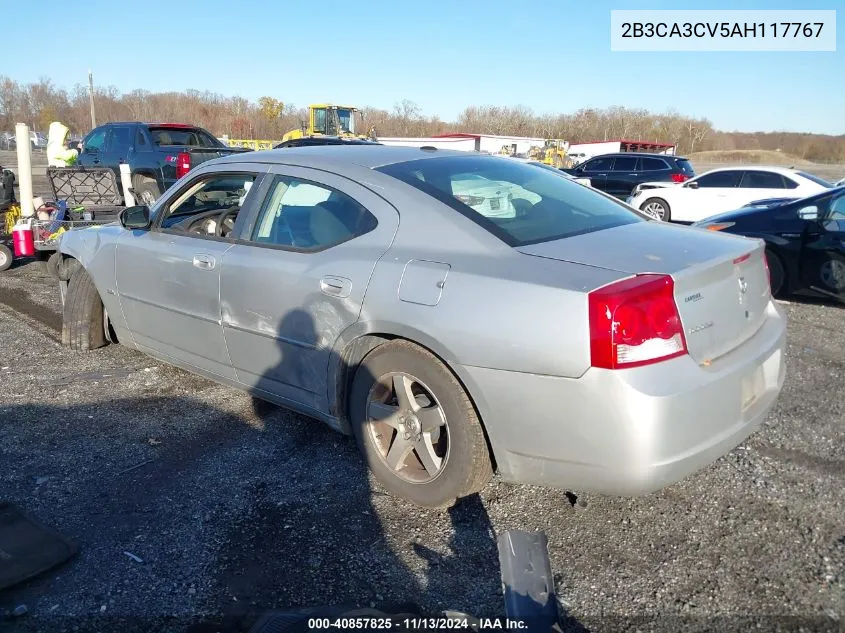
643, 201, 666, 220
366, 372, 449, 484
820, 259, 845, 291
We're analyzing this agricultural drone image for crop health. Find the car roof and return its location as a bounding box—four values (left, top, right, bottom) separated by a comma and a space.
701, 165, 801, 175
588, 152, 688, 160
213, 144, 477, 169
95, 121, 205, 129
274, 136, 381, 148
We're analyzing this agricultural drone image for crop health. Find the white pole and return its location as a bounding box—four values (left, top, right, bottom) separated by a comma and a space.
15, 123, 34, 218
119, 163, 135, 207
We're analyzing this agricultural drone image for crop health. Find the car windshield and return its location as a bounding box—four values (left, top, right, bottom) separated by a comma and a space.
378, 155, 643, 246
796, 171, 833, 188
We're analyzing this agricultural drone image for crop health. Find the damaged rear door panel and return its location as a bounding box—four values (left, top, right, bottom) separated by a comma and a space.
220, 165, 399, 415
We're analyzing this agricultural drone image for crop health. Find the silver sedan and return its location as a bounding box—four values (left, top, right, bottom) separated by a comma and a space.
55, 146, 786, 508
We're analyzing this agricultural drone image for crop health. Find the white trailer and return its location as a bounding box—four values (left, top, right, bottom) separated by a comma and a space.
375, 137, 480, 152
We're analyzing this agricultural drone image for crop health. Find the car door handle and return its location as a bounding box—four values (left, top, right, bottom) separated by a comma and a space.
192, 254, 216, 270
319, 275, 352, 298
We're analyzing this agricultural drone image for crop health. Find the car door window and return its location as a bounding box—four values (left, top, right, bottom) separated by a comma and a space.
640, 157, 667, 171
135, 129, 151, 152
158, 173, 258, 237
824, 193, 845, 232
105, 126, 132, 153
695, 171, 742, 188
740, 171, 787, 189
585, 157, 612, 172
82, 128, 106, 153
251, 176, 378, 251
611, 157, 638, 171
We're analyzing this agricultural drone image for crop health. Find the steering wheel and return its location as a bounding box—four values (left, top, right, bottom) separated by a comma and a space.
214, 207, 239, 237
180, 207, 238, 236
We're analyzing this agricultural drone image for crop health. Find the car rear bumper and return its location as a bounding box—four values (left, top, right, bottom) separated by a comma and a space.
455, 301, 786, 496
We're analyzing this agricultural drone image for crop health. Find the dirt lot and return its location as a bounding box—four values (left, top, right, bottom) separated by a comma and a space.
0, 250, 843, 633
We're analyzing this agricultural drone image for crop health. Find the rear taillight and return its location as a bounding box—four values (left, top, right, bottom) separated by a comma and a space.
588, 274, 688, 370
671, 173, 688, 183
455, 194, 485, 207
176, 152, 191, 178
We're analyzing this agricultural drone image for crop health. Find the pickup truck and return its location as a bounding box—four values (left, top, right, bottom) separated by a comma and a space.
75, 122, 251, 204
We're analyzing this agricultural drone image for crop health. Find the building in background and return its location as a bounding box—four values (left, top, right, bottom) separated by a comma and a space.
376, 133, 559, 156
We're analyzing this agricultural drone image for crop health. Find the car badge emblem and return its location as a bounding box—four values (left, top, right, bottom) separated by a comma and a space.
738, 277, 748, 294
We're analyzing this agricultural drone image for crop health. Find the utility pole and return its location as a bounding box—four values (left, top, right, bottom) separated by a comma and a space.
88, 70, 97, 129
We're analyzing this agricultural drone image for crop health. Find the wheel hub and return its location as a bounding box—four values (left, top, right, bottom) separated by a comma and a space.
401, 412, 421, 440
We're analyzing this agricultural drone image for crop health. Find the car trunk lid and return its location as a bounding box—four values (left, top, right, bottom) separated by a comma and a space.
517, 221, 771, 363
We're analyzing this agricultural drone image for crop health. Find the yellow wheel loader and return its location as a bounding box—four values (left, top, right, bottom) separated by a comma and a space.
282, 104, 373, 143
541, 140, 569, 169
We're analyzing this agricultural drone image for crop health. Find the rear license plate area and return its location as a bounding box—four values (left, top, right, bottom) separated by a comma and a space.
741, 365, 766, 412
490, 198, 500, 210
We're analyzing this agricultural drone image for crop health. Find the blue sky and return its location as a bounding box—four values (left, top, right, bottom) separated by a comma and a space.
6, 0, 843, 134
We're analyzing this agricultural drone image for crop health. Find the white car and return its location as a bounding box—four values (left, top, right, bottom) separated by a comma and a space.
836, 177, 845, 187
626, 166, 832, 223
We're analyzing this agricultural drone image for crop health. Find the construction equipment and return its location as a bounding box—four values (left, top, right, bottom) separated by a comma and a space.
281, 104, 373, 143
540, 139, 569, 169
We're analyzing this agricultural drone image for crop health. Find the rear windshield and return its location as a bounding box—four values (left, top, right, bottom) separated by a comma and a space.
675, 158, 696, 176
149, 127, 220, 148
795, 171, 832, 188
377, 155, 643, 246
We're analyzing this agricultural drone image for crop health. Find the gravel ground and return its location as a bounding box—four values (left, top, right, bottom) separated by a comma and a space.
0, 256, 843, 633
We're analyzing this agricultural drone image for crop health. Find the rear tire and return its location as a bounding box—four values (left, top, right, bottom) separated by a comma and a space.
640, 197, 671, 221
62, 266, 107, 351
132, 175, 161, 206
0, 243, 12, 272
765, 249, 786, 297
349, 340, 493, 508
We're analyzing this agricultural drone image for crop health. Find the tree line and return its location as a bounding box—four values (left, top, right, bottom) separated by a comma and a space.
2, 77, 843, 163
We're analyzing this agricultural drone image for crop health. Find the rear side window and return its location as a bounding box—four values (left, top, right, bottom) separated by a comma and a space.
740, 171, 787, 189
612, 157, 638, 171
781, 176, 799, 189
640, 157, 668, 171
378, 155, 642, 247
251, 176, 378, 251
674, 158, 696, 176
150, 127, 219, 147
696, 171, 742, 188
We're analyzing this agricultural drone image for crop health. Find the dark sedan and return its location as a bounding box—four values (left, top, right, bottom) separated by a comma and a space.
693, 186, 845, 303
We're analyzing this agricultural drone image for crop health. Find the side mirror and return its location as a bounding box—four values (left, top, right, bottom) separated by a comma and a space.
797, 205, 819, 221
119, 205, 151, 230
686, 181, 699, 189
